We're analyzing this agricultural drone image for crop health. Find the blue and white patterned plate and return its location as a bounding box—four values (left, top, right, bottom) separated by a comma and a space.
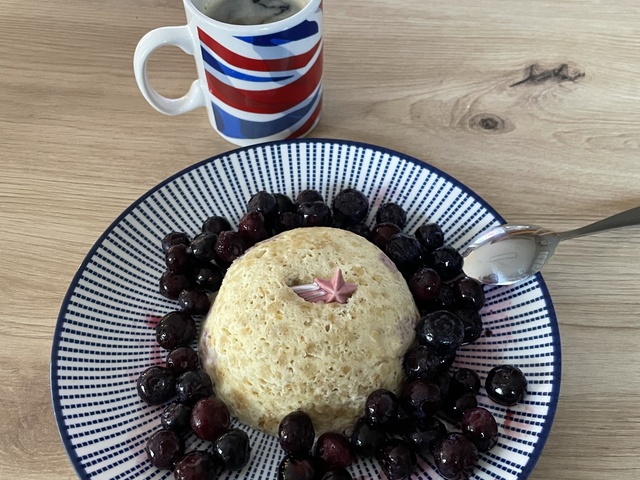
51, 139, 561, 480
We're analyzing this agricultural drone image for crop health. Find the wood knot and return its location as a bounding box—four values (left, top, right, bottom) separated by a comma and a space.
467, 114, 513, 134
511, 63, 585, 87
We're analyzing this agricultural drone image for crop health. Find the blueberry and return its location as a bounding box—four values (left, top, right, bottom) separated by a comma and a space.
161, 402, 192, 433
430, 246, 463, 281
278, 410, 315, 457
165, 244, 192, 273
190, 232, 218, 261
314, 432, 354, 469
202, 215, 232, 234
175, 369, 214, 405
295, 189, 324, 207
433, 433, 478, 480
402, 345, 447, 381
376, 202, 407, 228
173, 451, 218, 480
345, 222, 371, 240
414, 223, 444, 252
238, 211, 270, 247
296, 201, 333, 227
214, 231, 246, 268
274, 193, 295, 214
401, 379, 442, 420
450, 368, 481, 397
156, 311, 197, 350
409, 267, 441, 302
321, 468, 353, 480
166, 346, 199, 374
364, 388, 398, 426
385, 233, 422, 275
190, 396, 231, 441
454, 308, 483, 344
247, 191, 279, 224
376, 438, 417, 480
442, 391, 478, 421
461, 407, 498, 452
332, 188, 369, 226
162, 231, 190, 253
136, 366, 176, 405
213, 428, 251, 470
485, 365, 527, 406
193, 263, 224, 292
453, 276, 485, 311
145, 429, 184, 470
350, 417, 385, 457
370, 222, 401, 250
415, 310, 464, 356
177, 289, 211, 315
404, 417, 447, 455
277, 455, 322, 480
159, 271, 191, 300
274, 211, 299, 233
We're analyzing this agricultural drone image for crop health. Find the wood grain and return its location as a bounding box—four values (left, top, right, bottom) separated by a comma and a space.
1, 0, 640, 478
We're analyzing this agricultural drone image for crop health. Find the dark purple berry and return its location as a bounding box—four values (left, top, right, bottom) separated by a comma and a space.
434, 370, 452, 398
191, 396, 231, 441
173, 451, 218, 480
202, 215, 232, 235
485, 365, 528, 406
161, 402, 192, 433
416, 310, 464, 355
401, 379, 442, 419
450, 368, 481, 396
443, 392, 478, 421
162, 231, 190, 253
190, 232, 218, 261
238, 211, 270, 247
453, 276, 485, 310
166, 346, 199, 374
247, 191, 279, 223
145, 429, 184, 470
156, 311, 197, 350
193, 264, 224, 292
377, 438, 416, 480
160, 271, 191, 300
295, 189, 323, 207
175, 369, 214, 405
350, 417, 385, 457
462, 407, 498, 452
385, 404, 413, 437
277, 455, 321, 480
433, 433, 478, 480
165, 244, 192, 273
345, 222, 371, 239
403, 344, 448, 380
178, 289, 211, 315
370, 222, 401, 250
433, 282, 456, 309
274, 193, 295, 214
274, 211, 299, 233
278, 410, 315, 457
214, 231, 246, 268
385, 233, 422, 275
321, 468, 353, 480
364, 388, 398, 426
314, 432, 354, 469
332, 188, 369, 226
404, 417, 447, 455
415, 223, 444, 252
454, 308, 483, 344
430, 246, 463, 281
376, 202, 407, 228
137, 366, 176, 405
296, 201, 332, 227
409, 267, 441, 302
213, 428, 251, 470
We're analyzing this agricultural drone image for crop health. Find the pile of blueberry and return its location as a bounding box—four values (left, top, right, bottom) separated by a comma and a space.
136, 187, 528, 480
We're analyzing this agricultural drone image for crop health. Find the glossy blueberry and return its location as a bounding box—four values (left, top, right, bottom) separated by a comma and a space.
350, 417, 385, 457
213, 428, 251, 470
190, 232, 218, 262
162, 231, 190, 253
401, 379, 442, 420
193, 263, 224, 292
145, 429, 184, 470
161, 402, 192, 433
370, 222, 401, 250
159, 271, 191, 300
430, 246, 464, 281
137, 366, 176, 405
433, 433, 478, 480
166, 346, 199, 374
156, 311, 197, 350
202, 215, 232, 235
404, 417, 447, 455
364, 389, 398, 426
415, 310, 465, 356
314, 432, 354, 469
274, 211, 299, 233
409, 267, 441, 302
278, 410, 315, 457
376, 202, 407, 228
461, 407, 498, 452
385, 233, 422, 275
414, 223, 444, 252
294, 189, 323, 207
165, 244, 192, 273
453, 308, 483, 344
214, 231, 246, 268
485, 365, 527, 406
190, 396, 231, 441
453, 276, 485, 311
177, 288, 211, 315
247, 191, 279, 223
238, 211, 270, 247
332, 188, 369, 226
175, 369, 214, 405
296, 201, 333, 227
376, 438, 417, 480
173, 451, 218, 480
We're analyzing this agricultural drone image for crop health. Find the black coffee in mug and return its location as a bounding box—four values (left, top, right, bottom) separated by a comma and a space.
200, 0, 309, 25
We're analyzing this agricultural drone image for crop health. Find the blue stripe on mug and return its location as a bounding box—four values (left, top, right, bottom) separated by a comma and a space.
235, 20, 320, 46
200, 47, 294, 83
211, 86, 321, 139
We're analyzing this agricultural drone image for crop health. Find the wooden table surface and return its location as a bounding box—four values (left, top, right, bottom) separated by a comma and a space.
2, 0, 640, 478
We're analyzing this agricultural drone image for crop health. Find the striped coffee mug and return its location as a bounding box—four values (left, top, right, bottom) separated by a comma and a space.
134, 0, 323, 146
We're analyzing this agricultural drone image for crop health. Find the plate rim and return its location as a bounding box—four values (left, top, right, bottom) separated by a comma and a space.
50, 137, 562, 480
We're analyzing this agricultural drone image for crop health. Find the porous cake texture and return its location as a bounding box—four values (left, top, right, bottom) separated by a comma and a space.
199, 227, 419, 436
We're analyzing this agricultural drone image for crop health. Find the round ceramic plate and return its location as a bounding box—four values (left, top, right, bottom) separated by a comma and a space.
51, 139, 561, 480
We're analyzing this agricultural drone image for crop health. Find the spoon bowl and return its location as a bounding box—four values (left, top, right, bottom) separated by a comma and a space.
462, 205, 640, 285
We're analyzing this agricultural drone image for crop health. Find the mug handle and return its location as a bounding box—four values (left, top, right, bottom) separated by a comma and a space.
133, 26, 206, 115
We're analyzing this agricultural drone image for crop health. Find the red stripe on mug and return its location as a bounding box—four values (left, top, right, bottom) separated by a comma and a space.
198, 27, 321, 72
204, 51, 323, 114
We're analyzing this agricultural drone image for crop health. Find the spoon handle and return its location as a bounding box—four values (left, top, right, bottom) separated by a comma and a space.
557, 205, 640, 241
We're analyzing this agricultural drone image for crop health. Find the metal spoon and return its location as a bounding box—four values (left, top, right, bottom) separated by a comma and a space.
461, 205, 640, 285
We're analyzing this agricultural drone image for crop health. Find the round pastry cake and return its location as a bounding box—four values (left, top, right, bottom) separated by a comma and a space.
199, 227, 420, 436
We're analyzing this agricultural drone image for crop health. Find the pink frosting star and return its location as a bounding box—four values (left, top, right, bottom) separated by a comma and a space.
314, 269, 358, 304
